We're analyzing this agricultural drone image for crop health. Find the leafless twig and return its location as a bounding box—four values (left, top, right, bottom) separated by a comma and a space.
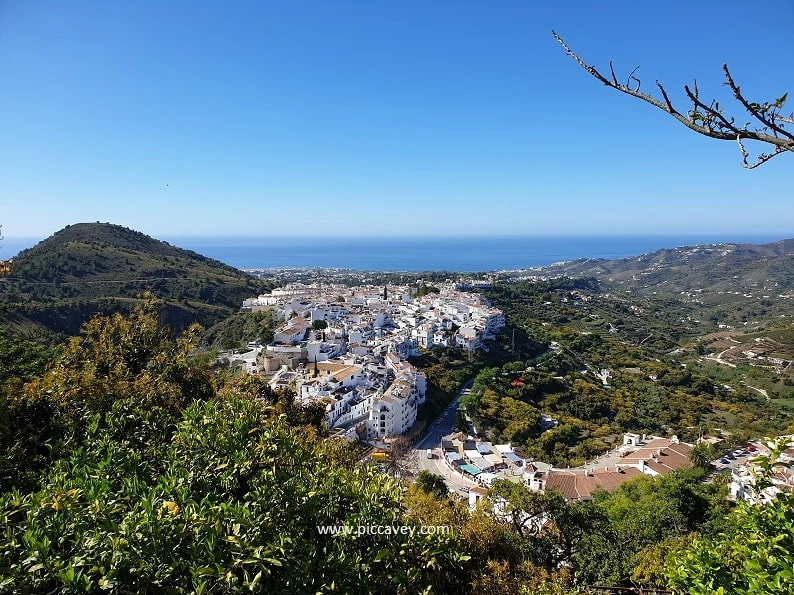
552, 31, 793, 168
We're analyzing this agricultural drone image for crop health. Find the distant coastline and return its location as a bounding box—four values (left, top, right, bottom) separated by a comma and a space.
5, 234, 789, 273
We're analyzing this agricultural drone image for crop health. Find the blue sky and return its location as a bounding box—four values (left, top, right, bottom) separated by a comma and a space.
1, 0, 792, 243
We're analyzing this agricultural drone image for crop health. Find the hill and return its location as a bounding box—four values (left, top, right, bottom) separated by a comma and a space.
529, 238, 794, 294
0, 223, 270, 340
523, 238, 794, 333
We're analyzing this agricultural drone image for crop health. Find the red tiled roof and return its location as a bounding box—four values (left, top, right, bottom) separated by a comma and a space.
622, 440, 693, 474
546, 466, 642, 501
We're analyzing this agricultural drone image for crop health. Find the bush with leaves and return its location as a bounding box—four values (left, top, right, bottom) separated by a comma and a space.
667, 439, 794, 594
413, 470, 449, 499
0, 397, 471, 594
25, 295, 214, 420
0, 296, 216, 493
0, 333, 57, 489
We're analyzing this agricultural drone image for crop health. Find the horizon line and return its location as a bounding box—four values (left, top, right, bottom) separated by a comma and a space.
4, 231, 792, 242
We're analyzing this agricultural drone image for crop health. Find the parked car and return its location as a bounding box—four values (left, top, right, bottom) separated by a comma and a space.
720, 458, 730, 464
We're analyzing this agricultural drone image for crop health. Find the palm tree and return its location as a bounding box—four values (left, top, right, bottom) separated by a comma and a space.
690, 442, 718, 469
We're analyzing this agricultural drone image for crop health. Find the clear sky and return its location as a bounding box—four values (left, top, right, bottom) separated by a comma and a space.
1, 0, 792, 242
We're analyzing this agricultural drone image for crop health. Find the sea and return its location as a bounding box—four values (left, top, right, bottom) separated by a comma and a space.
3, 234, 787, 273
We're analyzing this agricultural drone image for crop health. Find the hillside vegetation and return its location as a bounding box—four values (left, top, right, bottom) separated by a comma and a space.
0, 223, 271, 340
448, 239, 794, 467
201, 310, 275, 350
530, 239, 794, 295
2, 300, 792, 593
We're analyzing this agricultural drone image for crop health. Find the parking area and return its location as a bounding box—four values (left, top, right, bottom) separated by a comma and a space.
711, 445, 757, 472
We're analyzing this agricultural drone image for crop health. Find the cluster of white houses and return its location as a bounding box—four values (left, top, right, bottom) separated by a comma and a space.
729, 435, 794, 505
537, 434, 694, 501
458, 431, 794, 509
240, 282, 505, 441
439, 432, 696, 507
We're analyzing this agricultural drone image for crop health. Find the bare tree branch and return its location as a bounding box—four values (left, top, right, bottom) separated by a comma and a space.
738, 137, 787, 169
626, 66, 640, 92
683, 84, 739, 134
656, 81, 676, 113
722, 65, 793, 142
609, 61, 619, 86
552, 31, 793, 168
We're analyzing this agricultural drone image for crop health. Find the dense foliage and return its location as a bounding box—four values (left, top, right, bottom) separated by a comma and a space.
0, 399, 473, 594
668, 441, 794, 594
201, 310, 275, 350
2, 284, 793, 593
1, 297, 216, 493
483, 467, 731, 588
414, 283, 440, 298
410, 347, 483, 423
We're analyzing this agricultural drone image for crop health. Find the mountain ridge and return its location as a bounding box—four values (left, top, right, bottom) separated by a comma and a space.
529, 237, 794, 293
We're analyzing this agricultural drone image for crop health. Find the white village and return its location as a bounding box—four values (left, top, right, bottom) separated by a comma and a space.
235, 281, 504, 443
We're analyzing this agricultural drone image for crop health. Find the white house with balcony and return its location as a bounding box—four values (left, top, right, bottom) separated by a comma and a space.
413, 326, 434, 349
367, 375, 419, 439
273, 317, 310, 345
455, 326, 481, 351
324, 385, 381, 428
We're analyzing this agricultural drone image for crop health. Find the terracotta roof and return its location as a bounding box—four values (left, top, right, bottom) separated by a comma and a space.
331, 365, 362, 381
622, 439, 693, 474
546, 466, 642, 501
316, 362, 350, 374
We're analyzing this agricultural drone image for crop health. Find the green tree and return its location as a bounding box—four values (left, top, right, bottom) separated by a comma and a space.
0, 333, 53, 389
1, 295, 215, 492
667, 439, 794, 594
576, 468, 730, 586
414, 470, 449, 499
25, 294, 214, 420
0, 397, 471, 594
311, 319, 328, 331
690, 441, 718, 470
454, 409, 468, 433
488, 480, 607, 571
415, 284, 440, 298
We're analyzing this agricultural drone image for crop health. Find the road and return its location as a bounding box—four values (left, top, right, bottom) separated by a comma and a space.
706, 345, 740, 368
411, 380, 477, 495
742, 382, 770, 401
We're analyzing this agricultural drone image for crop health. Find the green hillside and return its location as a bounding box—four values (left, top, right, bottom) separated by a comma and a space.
531, 238, 794, 293
0, 223, 270, 340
